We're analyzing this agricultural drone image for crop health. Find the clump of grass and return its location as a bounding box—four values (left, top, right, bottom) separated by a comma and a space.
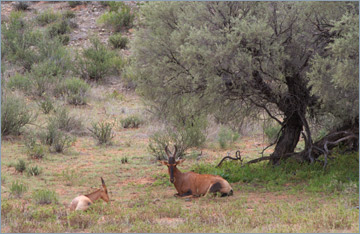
61, 169, 77, 186
25, 135, 46, 159
108, 33, 129, 49
107, 90, 124, 100
36, 10, 60, 26
32, 189, 58, 205
120, 115, 142, 128
217, 126, 240, 149
26, 165, 42, 176
56, 77, 90, 105
37, 96, 54, 114
1, 95, 34, 136
15, 159, 27, 173
121, 156, 128, 164
10, 181, 27, 198
88, 121, 115, 145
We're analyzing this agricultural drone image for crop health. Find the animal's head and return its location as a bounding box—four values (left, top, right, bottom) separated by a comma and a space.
159, 145, 185, 183
100, 177, 110, 202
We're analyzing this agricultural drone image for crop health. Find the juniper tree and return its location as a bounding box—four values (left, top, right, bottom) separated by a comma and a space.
132, 2, 358, 164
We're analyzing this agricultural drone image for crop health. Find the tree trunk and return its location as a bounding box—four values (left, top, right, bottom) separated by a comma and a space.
270, 111, 303, 164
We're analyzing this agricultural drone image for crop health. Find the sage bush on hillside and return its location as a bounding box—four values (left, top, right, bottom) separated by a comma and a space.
77, 37, 116, 81
1, 95, 34, 136
56, 78, 90, 105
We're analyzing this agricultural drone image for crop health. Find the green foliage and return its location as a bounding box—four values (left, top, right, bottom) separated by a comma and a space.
29, 61, 59, 97
192, 151, 359, 193
308, 9, 359, 123
25, 135, 46, 159
62, 10, 76, 19
61, 169, 78, 186
36, 10, 60, 26
77, 37, 116, 81
51, 132, 75, 153
2, 11, 41, 70
47, 19, 70, 38
264, 124, 281, 143
148, 115, 207, 160
39, 119, 59, 146
10, 181, 27, 198
37, 97, 54, 114
121, 156, 128, 164
217, 126, 240, 149
109, 33, 129, 49
15, 159, 27, 173
32, 189, 58, 205
52, 107, 83, 133
89, 121, 115, 145
56, 78, 90, 105
26, 165, 42, 176
6, 73, 31, 93
68, 1, 83, 8
39, 108, 77, 152
14, 2, 30, 11
1, 95, 34, 136
97, 3, 135, 32
120, 115, 142, 128
132, 2, 358, 159
107, 90, 124, 100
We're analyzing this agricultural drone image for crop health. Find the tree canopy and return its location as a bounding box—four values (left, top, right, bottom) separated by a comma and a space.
131, 2, 359, 164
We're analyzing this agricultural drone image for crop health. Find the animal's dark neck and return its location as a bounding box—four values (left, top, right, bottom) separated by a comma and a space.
85, 189, 102, 202
173, 167, 183, 187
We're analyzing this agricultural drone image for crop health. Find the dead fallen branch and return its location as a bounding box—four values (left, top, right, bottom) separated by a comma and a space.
216, 150, 243, 168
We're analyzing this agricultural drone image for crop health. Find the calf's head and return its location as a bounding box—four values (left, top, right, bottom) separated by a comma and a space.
160, 145, 185, 183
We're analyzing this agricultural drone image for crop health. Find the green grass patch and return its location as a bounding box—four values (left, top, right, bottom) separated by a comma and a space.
192, 150, 359, 193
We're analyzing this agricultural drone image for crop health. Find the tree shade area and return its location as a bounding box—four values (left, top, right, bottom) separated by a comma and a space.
132, 1, 359, 165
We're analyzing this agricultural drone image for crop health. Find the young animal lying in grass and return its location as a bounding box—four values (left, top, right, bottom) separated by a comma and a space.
69, 177, 109, 211
160, 145, 233, 197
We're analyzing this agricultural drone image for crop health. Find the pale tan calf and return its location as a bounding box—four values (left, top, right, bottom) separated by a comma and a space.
69, 177, 109, 211
160, 146, 233, 197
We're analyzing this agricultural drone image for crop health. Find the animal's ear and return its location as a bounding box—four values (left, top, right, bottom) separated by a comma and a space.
159, 160, 168, 166
101, 177, 107, 191
176, 159, 185, 165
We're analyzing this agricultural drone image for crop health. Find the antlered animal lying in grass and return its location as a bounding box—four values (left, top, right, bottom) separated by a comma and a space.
69, 177, 109, 211
160, 145, 233, 197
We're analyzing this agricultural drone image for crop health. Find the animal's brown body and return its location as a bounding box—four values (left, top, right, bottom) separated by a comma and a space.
160, 146, 233, 197
69, 177, 109, 211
